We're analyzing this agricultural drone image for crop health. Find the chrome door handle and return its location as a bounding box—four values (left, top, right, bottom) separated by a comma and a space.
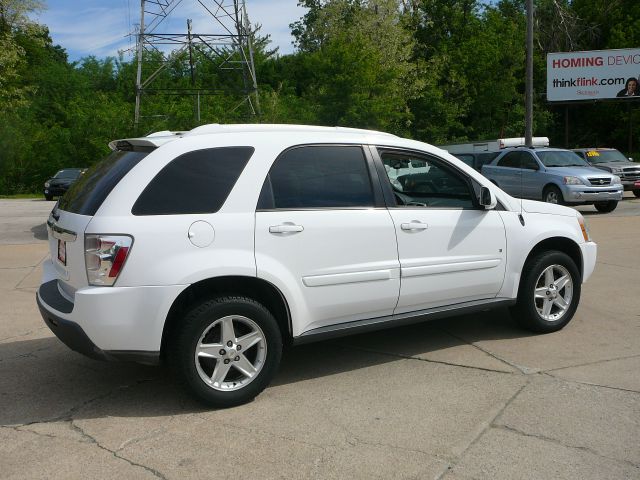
269, 224, 304, 234
401, 222, 428, 231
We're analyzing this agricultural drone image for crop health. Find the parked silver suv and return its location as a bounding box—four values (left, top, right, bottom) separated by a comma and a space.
573, 148, 640, 197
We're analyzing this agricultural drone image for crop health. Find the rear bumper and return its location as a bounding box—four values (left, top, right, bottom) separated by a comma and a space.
37, 264, 187, 361
37, 285, 160, 364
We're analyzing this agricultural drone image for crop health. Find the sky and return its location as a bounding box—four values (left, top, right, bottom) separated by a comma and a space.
34, 0, 307, 61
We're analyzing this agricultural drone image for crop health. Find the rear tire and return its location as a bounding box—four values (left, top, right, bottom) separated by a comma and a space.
543, 186, 564, 205
172, 296, 282, 408
594, 200, 617, 213
633, 189, 640, 198
45, 195, 53, 201
510, 251, 581, 333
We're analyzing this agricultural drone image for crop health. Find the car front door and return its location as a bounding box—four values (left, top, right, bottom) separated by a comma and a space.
254, 145, 400, 336
373, 147, 507, 314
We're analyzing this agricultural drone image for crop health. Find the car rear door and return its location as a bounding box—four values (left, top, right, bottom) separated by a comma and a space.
254, 145, 400, 337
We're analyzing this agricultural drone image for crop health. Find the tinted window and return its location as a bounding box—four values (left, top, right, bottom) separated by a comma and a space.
381, 151, 474, 209
477, 152, 499, 167
454, 154, 474, 167
261, 146, 374, 209
497, 152, 522, 168
133, 147, 254, 215
521, 153, 539, 170
59, 150, 150, 216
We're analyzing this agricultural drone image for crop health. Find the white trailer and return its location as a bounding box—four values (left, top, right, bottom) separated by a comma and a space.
440, 137, 549, 154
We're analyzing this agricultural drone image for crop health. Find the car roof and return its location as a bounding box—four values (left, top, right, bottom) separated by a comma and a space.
109, 124, 398, 150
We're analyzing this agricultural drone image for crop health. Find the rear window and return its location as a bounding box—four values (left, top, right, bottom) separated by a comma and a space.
132, 147, 254, 215
58, 150, 150, 216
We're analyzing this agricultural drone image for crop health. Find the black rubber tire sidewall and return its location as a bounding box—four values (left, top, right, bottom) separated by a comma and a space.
594, 200, 618, 213
512, 251, 581, 333
633, 190, 640, 198
173, 296, 282, 408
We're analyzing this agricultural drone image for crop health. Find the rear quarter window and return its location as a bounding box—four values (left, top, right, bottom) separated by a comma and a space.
132, 146, 254, 215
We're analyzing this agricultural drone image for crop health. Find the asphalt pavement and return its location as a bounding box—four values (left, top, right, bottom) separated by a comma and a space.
0, 196, 638, 479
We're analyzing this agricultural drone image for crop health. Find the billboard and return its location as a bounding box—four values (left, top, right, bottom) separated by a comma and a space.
547, 48, 640, 102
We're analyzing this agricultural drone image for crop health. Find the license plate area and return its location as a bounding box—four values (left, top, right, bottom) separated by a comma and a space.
57, 239, 66, 265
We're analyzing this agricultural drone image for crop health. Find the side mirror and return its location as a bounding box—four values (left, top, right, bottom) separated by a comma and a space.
479, 186, 497, 209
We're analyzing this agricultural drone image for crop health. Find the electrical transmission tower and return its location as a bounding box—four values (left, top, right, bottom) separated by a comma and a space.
133, 0, 260, 129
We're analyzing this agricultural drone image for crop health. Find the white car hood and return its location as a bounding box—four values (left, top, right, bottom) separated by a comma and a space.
517, 199, 577, 217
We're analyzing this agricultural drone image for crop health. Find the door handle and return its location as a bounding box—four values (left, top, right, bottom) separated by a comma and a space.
269, 224, 304, 234
401, 221, 428, 231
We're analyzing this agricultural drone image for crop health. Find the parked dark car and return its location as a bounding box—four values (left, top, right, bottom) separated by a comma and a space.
572, 148, 640, 197
43, 168, 86, 201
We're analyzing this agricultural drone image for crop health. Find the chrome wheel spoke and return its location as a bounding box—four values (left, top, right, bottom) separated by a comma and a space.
554, 295, 569, 310
555, 274, 570, 291
220, 317, 236, 344
544, 267, 555, 287
210, 359, 232, 385
542, 298, 553, 317
237, 330, 262, 350
233, 354, 258, 378
534, 287, 548, 299
197, 343, 224, 359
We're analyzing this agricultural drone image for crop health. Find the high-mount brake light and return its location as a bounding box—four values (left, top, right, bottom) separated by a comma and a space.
85, 235, 133, 286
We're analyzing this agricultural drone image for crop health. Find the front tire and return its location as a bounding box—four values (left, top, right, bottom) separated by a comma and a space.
510, 251, 581, 333
543, 186, 564, 205
632, 189, 640, 198
173, 296, 282, 408
594, 200, 617, 213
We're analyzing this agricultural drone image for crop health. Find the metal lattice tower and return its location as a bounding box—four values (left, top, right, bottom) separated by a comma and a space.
133, 0, 260, 129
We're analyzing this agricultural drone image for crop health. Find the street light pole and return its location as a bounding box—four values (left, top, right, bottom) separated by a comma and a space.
525, 0, 534, 147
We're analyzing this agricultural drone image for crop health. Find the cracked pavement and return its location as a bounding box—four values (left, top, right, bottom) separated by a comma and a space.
1, 197, 639, 479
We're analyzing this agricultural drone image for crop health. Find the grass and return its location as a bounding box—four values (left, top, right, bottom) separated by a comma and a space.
0, 193, 43, 199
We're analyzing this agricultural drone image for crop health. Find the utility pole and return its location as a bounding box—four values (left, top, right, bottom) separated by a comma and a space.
134, 0, 145, 130
525, 0, 534, 147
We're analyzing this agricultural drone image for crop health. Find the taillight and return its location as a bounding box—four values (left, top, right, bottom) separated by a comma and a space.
85, 235, 133, 286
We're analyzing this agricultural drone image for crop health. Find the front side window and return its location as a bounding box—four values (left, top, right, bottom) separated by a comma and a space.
259, 145, 374, 209
380, 151, 474, 209
132, 147, 254, 215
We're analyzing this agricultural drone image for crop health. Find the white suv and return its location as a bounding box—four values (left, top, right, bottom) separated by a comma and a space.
38, 124, 597, 407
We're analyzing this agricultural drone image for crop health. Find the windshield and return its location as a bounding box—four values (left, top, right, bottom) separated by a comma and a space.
58, 149, 151, 215
537, 151, 588, 168
54, 169, 82, 179
585, 149, 630, 164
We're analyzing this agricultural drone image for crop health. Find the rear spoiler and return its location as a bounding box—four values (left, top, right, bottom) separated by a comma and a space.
108, 131, 184, 151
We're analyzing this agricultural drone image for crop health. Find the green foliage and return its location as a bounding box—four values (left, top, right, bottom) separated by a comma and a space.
0, 0, 638, 194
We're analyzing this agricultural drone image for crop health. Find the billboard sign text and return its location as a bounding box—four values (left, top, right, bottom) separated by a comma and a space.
547, 48, 640, 102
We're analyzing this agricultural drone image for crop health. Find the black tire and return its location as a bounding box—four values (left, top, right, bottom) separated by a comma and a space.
172, 296, 282, 408
45, 195, 53, 201
633, 189, 640, 198
510, 251, 581, 333
543, 186, 565, 205
594, 200, 618, 213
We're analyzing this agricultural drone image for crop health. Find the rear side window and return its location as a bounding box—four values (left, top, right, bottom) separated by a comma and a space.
132, 147, 254, 215
497, 152, 522, 168
258, 145, 374, 209
59, 150, 150, 216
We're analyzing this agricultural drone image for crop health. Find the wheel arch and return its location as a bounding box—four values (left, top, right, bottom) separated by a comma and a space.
160, 276, 292, 359
523, 236, 583, 281
542, 182, 564, 200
